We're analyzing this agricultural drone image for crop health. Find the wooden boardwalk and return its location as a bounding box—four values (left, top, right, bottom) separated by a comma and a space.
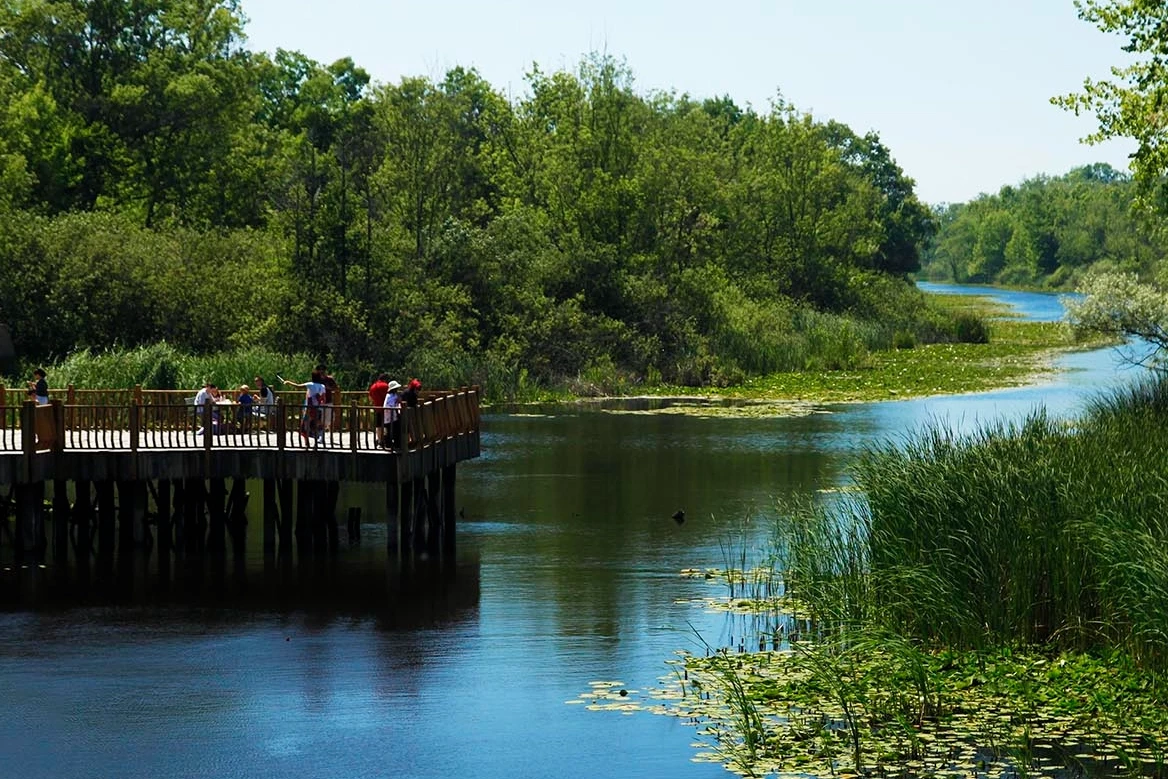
0, 388, 482, 563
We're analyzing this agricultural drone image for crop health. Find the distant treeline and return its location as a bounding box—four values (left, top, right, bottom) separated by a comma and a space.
0, 1, 958, 395
921, 164, 1166, 288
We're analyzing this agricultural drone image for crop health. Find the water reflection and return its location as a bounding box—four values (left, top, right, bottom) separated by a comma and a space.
0, 285, 1153, 779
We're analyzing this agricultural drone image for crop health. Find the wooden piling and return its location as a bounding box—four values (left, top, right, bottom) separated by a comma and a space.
96, 480, 116, 568
295, 479, 312, 552
52, 479, 70, 562
324, 481, 340, 553
427, 471, 442, 554
347, 506, 361, 544
277, 478, 294, 556
228, 477, 247, 552
412, 478, 427, 553
172, 479, 186, 557
442, 464, 456, 556
262, 478, 277, 557
73, 480, 93, 560
385, 481, 399, 554
400, 480, 414, 553
208, 477, 227, 555
157, 479, 172, 560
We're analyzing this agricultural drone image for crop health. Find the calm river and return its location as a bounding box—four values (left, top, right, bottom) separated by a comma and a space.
0, 285, 1144, 779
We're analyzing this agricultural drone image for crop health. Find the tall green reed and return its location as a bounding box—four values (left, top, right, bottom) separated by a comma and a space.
775, 374, 1168, 673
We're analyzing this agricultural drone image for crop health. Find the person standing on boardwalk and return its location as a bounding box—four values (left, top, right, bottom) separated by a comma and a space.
368, 373, 390, 445
382, 379, 402, 449
316, 363, 339, 431
283, 371, 327, 447
27, 368, 48, 405
402, 378, 421, 408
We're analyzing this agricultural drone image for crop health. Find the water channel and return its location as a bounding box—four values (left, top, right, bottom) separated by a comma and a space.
0, 285, 1145, 779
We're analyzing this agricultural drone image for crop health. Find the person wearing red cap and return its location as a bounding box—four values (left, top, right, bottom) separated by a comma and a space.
402, 378, 421, 409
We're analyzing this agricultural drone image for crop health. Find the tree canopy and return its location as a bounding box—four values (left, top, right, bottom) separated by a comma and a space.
0, 1, 948, 394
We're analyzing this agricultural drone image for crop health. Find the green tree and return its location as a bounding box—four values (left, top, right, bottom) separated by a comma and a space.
1054, 0, 1168, 211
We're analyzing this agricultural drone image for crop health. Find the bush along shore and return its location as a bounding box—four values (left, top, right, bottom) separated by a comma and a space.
3, 293, 1101, 408
575, 376, 1168, 778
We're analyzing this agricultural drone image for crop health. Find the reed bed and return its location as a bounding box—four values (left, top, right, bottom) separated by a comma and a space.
777, 374, 1168, 675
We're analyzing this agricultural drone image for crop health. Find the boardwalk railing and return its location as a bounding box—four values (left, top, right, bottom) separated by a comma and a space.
0, 387, 481, 455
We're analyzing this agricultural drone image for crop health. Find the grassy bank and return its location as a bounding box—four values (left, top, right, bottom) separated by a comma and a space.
4, 294, 1099, 407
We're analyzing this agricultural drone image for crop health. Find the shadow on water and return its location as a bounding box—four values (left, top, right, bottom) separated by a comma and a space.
0, 551, 481, 632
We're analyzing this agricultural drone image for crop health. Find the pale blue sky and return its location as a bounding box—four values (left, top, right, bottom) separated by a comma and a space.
240, 0, 1136, 205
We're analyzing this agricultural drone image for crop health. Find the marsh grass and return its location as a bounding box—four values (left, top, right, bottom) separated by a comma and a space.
663, 375, 1168, 774
770, 375, 1168, 675
16, 343, 321, 390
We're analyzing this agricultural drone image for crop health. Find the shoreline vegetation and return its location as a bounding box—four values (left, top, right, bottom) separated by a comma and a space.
587, 374, 1168, 778
5, 291, 1109, 412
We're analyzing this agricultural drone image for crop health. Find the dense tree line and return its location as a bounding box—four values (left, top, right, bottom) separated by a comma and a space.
920, 164, 1168, 288
0, 0, 947, 394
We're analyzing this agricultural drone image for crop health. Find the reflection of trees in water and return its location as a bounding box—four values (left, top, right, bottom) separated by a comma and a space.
0, 554, 482, 632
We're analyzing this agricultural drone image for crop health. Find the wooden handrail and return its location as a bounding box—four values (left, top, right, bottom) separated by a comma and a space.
0, 388, 480, 454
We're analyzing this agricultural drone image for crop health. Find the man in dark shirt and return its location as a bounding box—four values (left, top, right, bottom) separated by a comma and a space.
29, 368, 48, 405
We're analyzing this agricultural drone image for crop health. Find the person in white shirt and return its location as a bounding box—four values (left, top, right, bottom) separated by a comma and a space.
193, 382, 216, 435
382, 380, 402, 449
283, 371, 327, 447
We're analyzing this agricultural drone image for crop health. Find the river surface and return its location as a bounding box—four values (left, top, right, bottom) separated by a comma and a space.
0, 285, 1145, 779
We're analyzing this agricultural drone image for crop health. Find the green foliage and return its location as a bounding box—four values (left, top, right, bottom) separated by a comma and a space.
1065, 270, 1168, 366
778, 374, 1168, 672
33, 343, 318, 391
1056, 1, 1168, 214
920, 165, 1166, 288
0, 5, 954, 396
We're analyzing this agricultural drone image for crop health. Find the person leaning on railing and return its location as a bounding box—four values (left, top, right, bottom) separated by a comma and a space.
27, 368, 48, 405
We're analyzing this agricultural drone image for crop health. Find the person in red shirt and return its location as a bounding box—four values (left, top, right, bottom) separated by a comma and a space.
368, 373, 390, 445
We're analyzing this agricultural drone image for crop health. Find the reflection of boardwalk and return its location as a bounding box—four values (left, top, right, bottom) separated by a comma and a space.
0, 388, 482, 567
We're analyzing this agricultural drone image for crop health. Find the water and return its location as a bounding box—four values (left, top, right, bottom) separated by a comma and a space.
0, 285, 1144, 779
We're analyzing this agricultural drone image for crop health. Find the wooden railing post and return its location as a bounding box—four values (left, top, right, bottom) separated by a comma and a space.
276, 398, 286, 451
350, 400, 359, 452
67, 384, 76, 405
400, 407, 410, 452
204, 398, 213, 451
129, 401, 140, 452
21, 401, 35, 455
51, 399, 64, 453
133, 384, 143, 405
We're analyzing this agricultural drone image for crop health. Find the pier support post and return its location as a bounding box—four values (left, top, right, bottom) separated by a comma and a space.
96, 480, 116, 569
172, 479, 186, 557
73, 480, 93, 560
228, 477, 248, 554
346, 506, 361, 544
385, 481, 399, 555
412, 478, 427, 554
263, 479, 277, 558
13, 482, 42, 560
208, 478, 227, 555
295, 479, 312, 553
157, 480, 172, 561
442, 464, 456, 556
52, 479, 70, 562
400, 479, 414, 554
426, 471, 442, 554
277, 479, 293, 556
182, 478, 204, 556
324, 481, 340, 553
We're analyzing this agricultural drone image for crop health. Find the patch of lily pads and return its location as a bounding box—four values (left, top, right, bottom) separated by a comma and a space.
573, 567, 1168, 778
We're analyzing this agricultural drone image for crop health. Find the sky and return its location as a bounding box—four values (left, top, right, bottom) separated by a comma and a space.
238, 0, 1137, 206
